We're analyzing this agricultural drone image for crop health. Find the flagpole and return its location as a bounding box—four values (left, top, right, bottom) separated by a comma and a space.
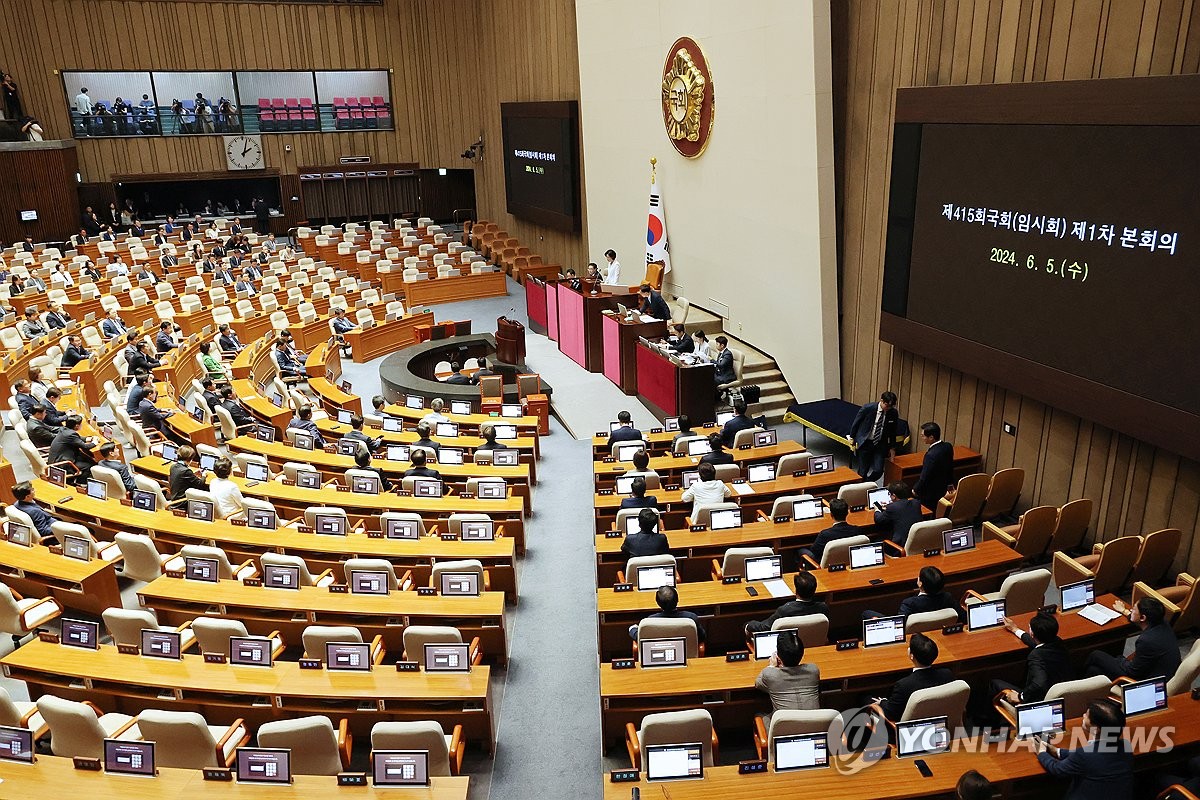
650, 156, 656, 185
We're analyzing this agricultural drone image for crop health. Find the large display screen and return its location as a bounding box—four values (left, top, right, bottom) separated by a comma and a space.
880, 76, 1200, 460
501, 101, 581, 231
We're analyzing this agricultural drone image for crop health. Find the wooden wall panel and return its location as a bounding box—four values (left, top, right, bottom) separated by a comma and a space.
834, 0, 1200, 574
0, 143, 79, 245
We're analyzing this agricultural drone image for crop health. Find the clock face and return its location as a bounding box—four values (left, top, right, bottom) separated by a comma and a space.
225, 135, 264, 170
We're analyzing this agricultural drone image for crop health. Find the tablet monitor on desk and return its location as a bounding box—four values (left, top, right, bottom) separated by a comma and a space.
104, 739, 155, 776
461, 521, 495, 541
160, 442, 179, 461
247, 508, 277, 530
0, 726, 33, 764
808, 454, 834, 475
61, 618, 100, 650
130, 489, 157, 511
187, 499, 214, 522
436, 422, 460, 438
351, 475, 382, 495
412, 478, 442, 497
710, 508, 743, 530
140, 628, 183, 660
747, 463, 776, 483
774, 732, 829, 772
270, 392, 285, 408
326, 641, 372, 672
292, 431, 315, 451
1015, 698, 1065, 739
686, 439, 712, 456
405, 395, 425, 410
262, 564, 300, 590
313, 513, 347, 536
439, 447, 464, 465
386, 444, 411, 462
862, 615, 906, 647
230, 636, 274, 667
752, 630, 781, 660
236, 748, 291, 784
450, 400, 472, 415
493, 449, 519, 466
680, 470, 700, 489
384, 518, 419, 540
423, 643, 471, 673
6, 522, 31, 547
184, 556, 220, 583
639, 637, 688, 669
744, 555, 782, 582
86, 478, 107, 501
967, 599, 1005, 632
644, 742, 703, 781
754, 430, 778, 447
477, 481, 506, 499
255, 425, 275, 443
46, 465, 68, 486
636, 564, 675, 591
1123, 676, 1169, 717
372, 750, 431, 787
493, 424, 517, 440
501, 404, 523, 418
63, 534, 91, 561
245, 462, 270, 482
942, 527, 976, 554
868, 487, 892, 508
848, 542, 884, 569
349, 570, 390, 596
382, 416, 403, 432
664, 416, 681, 432
616, 443, 644, 462
339, 380, 352, 394
439, 571, 480, 596
199, 453, 217, 472
792, 499, 824, 521
715, 411, 735, 426
296, 470, 321, 489
1060, 578, 1095, 612
337, 439, 361, 456
336, 409, 353, 424
895, 716, 950, 757
615, 475, 637, 495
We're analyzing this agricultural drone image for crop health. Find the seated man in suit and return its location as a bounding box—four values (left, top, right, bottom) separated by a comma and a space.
274, 338, 307, 380
992, 611, 1074, 705
217, 323, 243, 353
474, 357, 497, 381
420, 399, 449, 427
475, 424, 510, 456
637, 283, 672, 321
352, 447, 391, 492
800, 498, 862, 563
620, 508, 669, 559
71, 228, 90, 248
218, 386, 256, 430
59, 334, 91, 368
755, 630, 821, 720
745, 570, 829, 634
330, 306, 356, 335
125, 373, 152, 415
402, 449, 442, 481
864, 565, 964, 622
101, 308, 128, 340
95, 442, 137, 493
872, 632, 956, 721
12, 482, 59, 542
913, 421, 954, 512
1035, 699, 1132, 800
48, 414, 97, 484
712, 335, 735, 388
1085, 596, 1181, 682
444, 362, 472, 385
719, 398, 756, 447
699, 432, 734, 466
606, 410, 642, 448
234, 269, 257, 297
25, 404, 59, 449
135, 263, 161, 285
159, 248, 178, 272
12, 379, 38, 420
200, 378, 222, 412
42, 387, 66, 426
873, 481, 925, 546
20, 307, 47, 339
287, 405, 326, 448
155, 321, 178, 353
138, 387, 177, 440
412, 421, 441, 453
127, 340, 161, 374
628, 585, 705, 643
671, 414, 695, 447
168, 445, 207, 501
619, 476, 658, 510
667, 323, 693, 354
344, 414, 383, 453
44, 302, 73, 331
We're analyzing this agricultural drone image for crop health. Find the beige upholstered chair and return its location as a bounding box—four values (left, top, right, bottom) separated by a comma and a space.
1053, 534, 1141, 596
402, 625, 482, 666
712, 546, 774, 580
690, 501, 739, 528
301, 625, 386, 664
0, 585, 62, 644
1128, 528, 1183, 586
770, 614, 830, 648
114, 531, 171, 583
1044, 498, 1094, 554
886, 518, 953, 556
836, 481, 877, 507
256, 715, 351, 776
430, 559, 489, 592
371, 721, 464, 776
36, 695, 140, 757
636, 617, 703, 659
803, 534, 871, 569
754, 709, 842, 762
620, 554, 677, 586
937, 473, 989, 524
994, 674, 1113, 726
899, 680, 971, 728
984, 505, 1058, 559
192, 617, 284, 659
101, 607, 196, 651
964, 568, 1052, 616
905, 607, 961, 635
259, 552, 334, 587
979, 468, 1025, 521
0, 685, 48, 740
625, 709, 718, 770
136, 709, 249, 769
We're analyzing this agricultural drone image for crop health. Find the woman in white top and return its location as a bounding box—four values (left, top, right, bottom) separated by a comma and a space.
208, 457, 248, 519
603, 249, 620, 284
681, 461, 732, 519
691, 330, 713, 360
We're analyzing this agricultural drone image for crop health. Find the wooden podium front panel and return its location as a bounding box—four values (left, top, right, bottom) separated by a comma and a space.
635, 340, 678, 415
556, 282, 586, 366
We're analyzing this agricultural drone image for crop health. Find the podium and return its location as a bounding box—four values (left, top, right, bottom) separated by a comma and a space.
601, 312, 668, 394
496, 316, 526, 365
635, 340, 716, 424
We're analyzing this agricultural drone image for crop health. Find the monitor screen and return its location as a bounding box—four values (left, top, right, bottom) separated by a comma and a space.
849, 542, 884, 569
0, 725, 33, 764
336, 409, 353, 424
747, 464, 776, 483
450, 400, 472, 415
351, 475, 381, 495
314, 514, 346, 536
774, 732, 829, 772
639, 637, 688, 669
413, 478, 443, 497
140, 628, 183, 660
626, 515, 657, 536
439, 447, 464, 465
384, 518, 419, 540
262, 563, 300, 590
382, 416, 403, 433
942, 527, 976, 553
62, 618, 100, 649
868, 487, 892, 508
6, 522, 31, 547
967, 599, 1005, 632
372, 750, 430, 787
130, 489, 157, 511
1060, 579, 1095, 612
609, 421, 631, 433
686, 439, 712, 456
644, 742, 703, 781
501, 404, 523, 418
493, 424, 517, 440
187, 499, 214, 522
636, 565, 675, 592
337, 439, 360, 456
500, 100, 581, 232
199, 453, 217, 471
46, 465, 68, 486
664, 416, 681, 432
236, 748, 291, 784
86, 478, 107, 500
104, 739, 155, 776
439, 571, 480, 596
808, 454, 835, 474
896, 716, 950, 758
192, 406, 205, 422
753, 430, 778, 447
326, 641, 372, 671
256, 425, 275, 442
405, 395, 425, 410
1123, 676, 1169, 717
230, 636, 273, 667
680, 471, 700, 489
160, 443, 179, 461
752, 630, 780, 661
862, 615, 906, 647
184, 556, 220, 583
62, 534, 91, 561
247, 508, 277, 531
1016, 698, 1066, 739
423, 643, 471, 673
709, 509, 742, 530
744, 555, 782, 582
792, 499, 824, 521
349, 570, 390, 595
615, 475, 637, 495
270, 393, 285, 408
477, 481, 506, 499
493, 449, 519, 466
461, 521, 495, 541
436, 422, 460, 438
617, 443, 644, 462
715, 411, 735, 426
245, 462, 270, 482
386, 444, 411, 462
292, 432, 315, 451
339, 381, 352, 393
296, 470, 321, 489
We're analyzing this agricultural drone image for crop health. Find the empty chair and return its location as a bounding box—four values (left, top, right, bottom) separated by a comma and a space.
259, 552, 334, 587
1045, 498, 1095, 555
343, 557, 407, 590
430, 559, 489, 592
964, 568, 1052, 616
984, 504, 1058, 559
166, 544, 258, 581
114, 531, 171, 582
301, 625, 385, 664
1165, 639, 1200, 697
731, 427, 767, 449
0, 685, 48, 740
936, 473, 989, 524
370, 721, 464, 776
1053, 534, 1142, 596
712, 546, 774, 580
1128, 528, 1183, 586
625, 709, 718, 770
765, 493, 816, 520
102, 607, 196, 650
754, 709, 842, 762
621, 554, 676, 585
711, 463, 741, 482
690, 501, 740, 527
611, 439, 647, 458
770, 614, 830, 648
49, 520, 122, 561
137, 709, 249, 769
885, 518, 953, 556
256, 715, 351, 776
37, 695, 141, 757
134, 473, 170, 511
192, 617, 283, 659
980, 468, 1025, 521
0, 584, 63, 645
303, 506, 351, 530
836, 481, 877, 508
402, 625, 482, 665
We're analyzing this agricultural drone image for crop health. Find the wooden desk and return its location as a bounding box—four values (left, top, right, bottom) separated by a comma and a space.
595, 540, 1022, 656
884, 445, 983, 487
591, 423, 726, 458
636, 340, 716, 424
598, 598, 1130, 747
401, 272, 507, 308
593, 442, 805, 482
601, 312, 668, 395
342, 311, 435, 362
2, 639, 496, 751
0, 539, 122, 615
0, 755, 469, 799
138, 576, 509, 665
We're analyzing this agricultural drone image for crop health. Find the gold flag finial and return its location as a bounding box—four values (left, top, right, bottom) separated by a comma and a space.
650, 156, 657, 184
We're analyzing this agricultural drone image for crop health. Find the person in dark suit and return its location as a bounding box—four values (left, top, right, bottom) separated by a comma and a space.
101, 309, 128, 340
444, 362, 472, 385
95, 442, 137, 492
13, 379, 38, 420
402, 449, 442, 481
637, 283, 671, 321
344, 414, 383, 453
60, 335, 90, 369
155, 321, 177, 353
412, 422, 441, 453
287, 406, 326, 448
873, 632, 956, 721
41, 387, 66, 426
913, 421, 954, 511
667, 323, 693, 354
800, 498, 862, 562
864, 565, 964, 622
12, 482, 59, 541
72, 228, 90, 247
475, 424, 510, 456
200, 378, 222, 412
274, 338, 307, 379
992, 611, 1074, 704
628, 585, 705, 643
138, 387, 175, 438
620, 508, 669, 558
48, 415, 97, 483
44, 302, 72, 331
1086, 596, 1181, 682
218, 386, 255, 430
699, 432, 734, 466
127, 341, 161, 374
719, 399, 756, 447
473, 357, 496, 381
25, 404, 59, 449
159, 249, 178, 271
168, 445, 207, 501
606, 411, 642, 448
217, 323, 243, 353
136, 264, 161, 285
955, 770, 993, 800
1035, 700, 1132, 800
873, 481, 925, 547
670, 414, 695, 448
745, 571, 830, 634
619, 476, 659, 510
849, 390, 899, 481
125, 373, 152, 415
712, 335, 735, 387
352, 447, 391, 492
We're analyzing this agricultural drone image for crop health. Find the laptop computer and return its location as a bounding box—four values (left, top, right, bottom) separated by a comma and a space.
313, 513, 347, 536
792, 499, 824, 521
686, 438, 712, 456
450, 400, 472, 415
664, 417, 681, 432
752, 630, 781, 660
616, 443, 644, 462
405, 395, 425, 410
296, 470, 321, 489
1060, 578, 1095, 612
386, 444, 411, 461
493, 449, 519, 466
187, 499, 214, 522
351, 475, 382, 495
62, 534, 91, 561
247, 508, 277, 530
868, 487, 892, 508
86, 478, 107, 501
747, 463, 776, 483
709, 508, 743, 530
245, 462, 270, 482
715, 411, 735, 426
436, 422, 460, 438
439, 447, 464, 465
461, 521, 495, 541
501, 404, 523, 418
382, 416, 403, 432
130, 488, 157, 511
477, 481, 506, 499
412, 478, 443, 497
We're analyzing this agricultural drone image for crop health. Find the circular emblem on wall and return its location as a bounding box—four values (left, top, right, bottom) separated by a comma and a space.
661, 37, 714, 158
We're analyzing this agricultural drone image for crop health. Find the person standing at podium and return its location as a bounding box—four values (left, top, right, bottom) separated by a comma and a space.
603, 249, 620, 284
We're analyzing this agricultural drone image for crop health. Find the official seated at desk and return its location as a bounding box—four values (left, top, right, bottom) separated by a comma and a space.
870, 631, 956, 721
344, 413, 383, 453
680, 462, 731, 518
48, 415, 97, 484
666, 323, 693, 354
444, 362, 472, 385
699, 432, 734, 466
1034, 699, 1133, 799
200, 378, 221, 412
800, 498, 864, 563
719, 399, 756, 448
620, 508, 669, 558
288, 405, 326, 448
25, 404, 59, 449
352, 447, 392, 492
475, 425, 511, 457
619, 477, 658, 511
413, 422, 442, 454
138, 387, 179, 442
217, 322, 243, 353
168, 444, 207, 501
403, 449, 441, 481
95, 441, 137, 493
209, 457, 250, 519
873, 481, 925, 546
628, 585, 705, 644
607, 411, 642, 448
218, 385, 256, 430
992, 611, 1074, 706
755, 630, 820, 721
59, 334, 90, 369
274, 337, 308, 380
12, 481, 60, 542
745, 570, 829, 635
1085, 596, 1180, 682
863, 565, 966, 623
671, 414, 695, 447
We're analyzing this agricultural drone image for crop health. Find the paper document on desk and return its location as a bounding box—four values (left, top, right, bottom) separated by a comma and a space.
730, 482, 755, 496
1078, 603, 1121, 626
763, 579, 792, 598
638, 314, 658, 324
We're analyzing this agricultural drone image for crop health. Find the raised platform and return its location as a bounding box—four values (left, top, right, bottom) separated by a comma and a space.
379, 333, 552, 410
